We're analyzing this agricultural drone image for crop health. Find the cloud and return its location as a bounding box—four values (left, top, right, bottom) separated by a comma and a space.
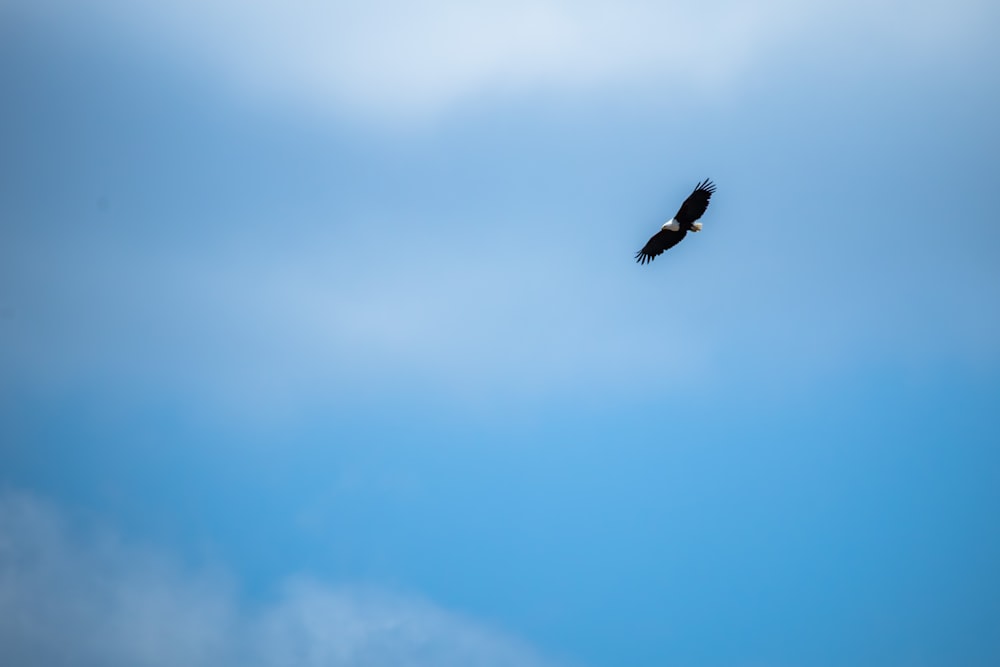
0, 490, 563, 667
5, 0, 993, 120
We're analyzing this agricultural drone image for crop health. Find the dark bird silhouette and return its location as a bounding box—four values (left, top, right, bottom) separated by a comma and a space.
635, 179, 716, 264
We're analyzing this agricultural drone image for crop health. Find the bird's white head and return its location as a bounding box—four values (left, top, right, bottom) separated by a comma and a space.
661, 218, 680, 232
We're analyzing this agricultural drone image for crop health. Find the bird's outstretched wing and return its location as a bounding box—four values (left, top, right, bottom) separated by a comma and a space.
635, 229, 685, 264
673, 179, 716, 225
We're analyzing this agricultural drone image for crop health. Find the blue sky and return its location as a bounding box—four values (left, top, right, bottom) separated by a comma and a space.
2, 1, 1000, 665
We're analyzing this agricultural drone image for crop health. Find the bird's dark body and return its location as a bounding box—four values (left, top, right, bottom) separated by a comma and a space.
635, 179, 715, 264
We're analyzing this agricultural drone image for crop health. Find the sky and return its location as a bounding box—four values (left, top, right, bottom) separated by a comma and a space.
1, 0, 999, 665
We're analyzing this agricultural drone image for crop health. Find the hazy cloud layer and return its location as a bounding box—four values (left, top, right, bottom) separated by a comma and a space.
3, 207, 998, 414
0, 491, 561, 667
6, 0, 993, 119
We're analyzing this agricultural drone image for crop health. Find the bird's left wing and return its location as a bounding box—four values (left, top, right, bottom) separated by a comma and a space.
673, 179, 716, 225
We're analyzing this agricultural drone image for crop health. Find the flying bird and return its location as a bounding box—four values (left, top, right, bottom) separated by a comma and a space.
635, 179, 716, 264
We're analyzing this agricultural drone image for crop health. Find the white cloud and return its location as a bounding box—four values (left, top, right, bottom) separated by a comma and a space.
5, 0, 994, 120
254, 581, 558, 667
0, 490, 563, 667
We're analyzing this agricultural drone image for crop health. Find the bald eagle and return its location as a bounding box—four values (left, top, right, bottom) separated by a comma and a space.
635, 179, 716, 264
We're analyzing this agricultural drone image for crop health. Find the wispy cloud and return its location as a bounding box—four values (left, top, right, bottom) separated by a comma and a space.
0, 490, 564, 667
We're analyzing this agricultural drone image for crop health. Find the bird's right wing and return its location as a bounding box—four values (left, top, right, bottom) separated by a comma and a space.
635, 229, 684, 264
